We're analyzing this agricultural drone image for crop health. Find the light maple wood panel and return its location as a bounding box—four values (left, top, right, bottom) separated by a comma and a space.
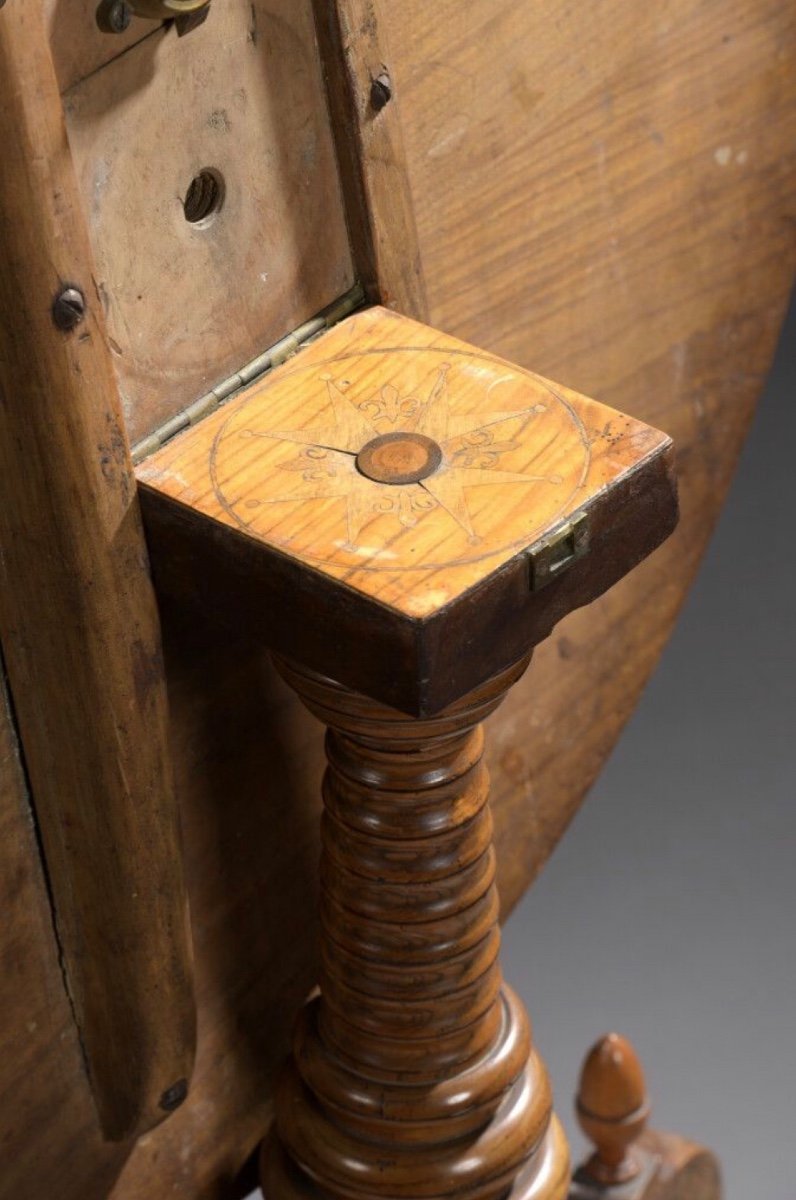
381, 0, 796, 901
63, 0, 355, 442
138, 306, 671, 623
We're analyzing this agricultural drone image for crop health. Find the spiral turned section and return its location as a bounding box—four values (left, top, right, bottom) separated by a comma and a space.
262, 654, 569, 1200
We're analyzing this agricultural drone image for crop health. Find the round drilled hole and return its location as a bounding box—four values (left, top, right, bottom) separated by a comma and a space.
183, 168, 225, 225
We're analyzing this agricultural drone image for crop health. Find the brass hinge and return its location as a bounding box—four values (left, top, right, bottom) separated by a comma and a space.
131, 282, 365, 465
528, 512, 589, 591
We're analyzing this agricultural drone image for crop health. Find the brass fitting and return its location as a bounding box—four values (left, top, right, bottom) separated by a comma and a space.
128, 0, 209, 15
96, 0, 211, 35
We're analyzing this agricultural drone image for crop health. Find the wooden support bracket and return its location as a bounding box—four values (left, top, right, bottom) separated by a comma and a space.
311, 0, 429, 319
0, 3, 196, 1142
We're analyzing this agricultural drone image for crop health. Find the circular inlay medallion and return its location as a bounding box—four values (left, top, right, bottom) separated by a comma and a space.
356, 432, 443, 485
211, 346, 591, 572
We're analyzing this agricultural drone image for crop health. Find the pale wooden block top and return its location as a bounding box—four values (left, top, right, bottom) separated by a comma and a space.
137, 307, 671, 620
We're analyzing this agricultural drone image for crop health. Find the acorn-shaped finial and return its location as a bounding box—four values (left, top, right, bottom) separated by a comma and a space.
576, 1033, 650, 1185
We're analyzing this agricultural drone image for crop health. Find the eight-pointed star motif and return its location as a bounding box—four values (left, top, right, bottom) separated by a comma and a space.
241, 366, 560, 545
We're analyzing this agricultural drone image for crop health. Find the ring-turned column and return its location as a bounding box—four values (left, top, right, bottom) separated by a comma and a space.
262, 653, 568, 1200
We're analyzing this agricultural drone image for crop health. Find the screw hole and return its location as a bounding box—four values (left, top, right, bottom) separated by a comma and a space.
183, 168, 225, 225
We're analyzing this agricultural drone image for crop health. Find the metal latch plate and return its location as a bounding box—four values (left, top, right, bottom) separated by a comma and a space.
529, 513, 589, 591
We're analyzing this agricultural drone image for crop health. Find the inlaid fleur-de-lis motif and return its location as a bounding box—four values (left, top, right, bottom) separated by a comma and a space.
358, 382, 421, 426
450, 427, 534, 470
238, 365, 561, 546
374, 487, 437, 528
276, 445, 340, 483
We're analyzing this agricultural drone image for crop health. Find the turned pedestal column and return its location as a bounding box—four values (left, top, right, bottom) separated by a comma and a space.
264, 653, 566, 1200
136, 305, 679, 1200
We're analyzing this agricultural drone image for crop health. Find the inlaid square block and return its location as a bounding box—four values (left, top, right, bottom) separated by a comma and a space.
137, 307, 677, 712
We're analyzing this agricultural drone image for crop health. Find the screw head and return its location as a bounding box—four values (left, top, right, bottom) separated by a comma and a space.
96, 0, 133, 34
52, 286, 86, 333
370, 71, 393, 113
159, 1078, 189, 1112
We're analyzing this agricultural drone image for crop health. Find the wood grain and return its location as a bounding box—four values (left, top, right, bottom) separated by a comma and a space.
0, 2, 793, 1197
379, 0, 796, 906
0, 4, 195, 1142
641, 1132, 722, 1200
137, 306, 677, 712
0, 654, 133, 1196
263, 654, 570, 1200
62, 0, 355, 442
311, 0, 429, 319
139, 306, 672, 619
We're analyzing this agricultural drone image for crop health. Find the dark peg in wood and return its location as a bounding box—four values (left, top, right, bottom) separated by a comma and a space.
51, 286, 86, 333
370, 70, 392, 111
96, 0, 133, 34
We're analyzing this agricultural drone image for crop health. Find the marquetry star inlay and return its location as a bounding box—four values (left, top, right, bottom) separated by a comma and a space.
238, 366, 560, 545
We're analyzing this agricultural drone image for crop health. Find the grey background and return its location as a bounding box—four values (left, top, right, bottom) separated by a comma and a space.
501, 292, 796, 1199
251, 300, 795, 1200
